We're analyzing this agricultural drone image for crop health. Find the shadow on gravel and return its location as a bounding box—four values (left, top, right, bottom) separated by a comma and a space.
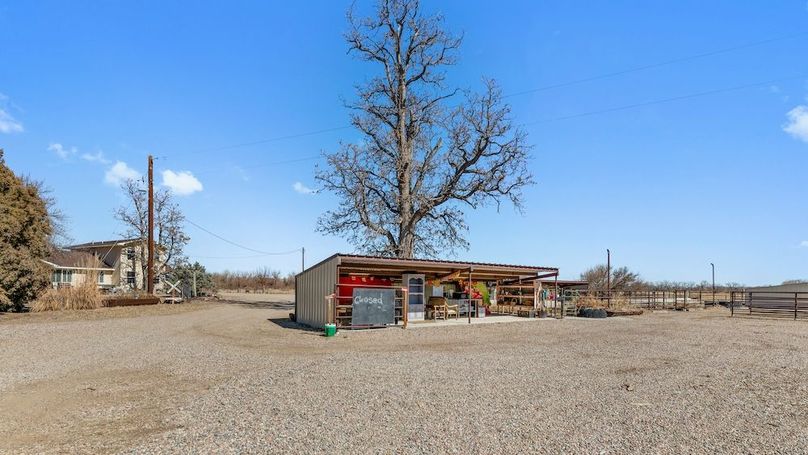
218, 300, 294, 311
267, 317, 322, 333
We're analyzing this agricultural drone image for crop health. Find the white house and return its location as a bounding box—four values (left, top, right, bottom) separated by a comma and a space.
44, 238, 165, 291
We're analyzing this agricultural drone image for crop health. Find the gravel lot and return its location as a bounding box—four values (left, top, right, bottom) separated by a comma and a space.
1, 297, 806, 454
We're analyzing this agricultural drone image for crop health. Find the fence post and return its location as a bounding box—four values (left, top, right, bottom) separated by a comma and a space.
730, 291, 734, 317
796, 292, 799, 321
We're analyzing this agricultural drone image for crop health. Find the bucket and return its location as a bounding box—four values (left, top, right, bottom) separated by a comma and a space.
324, 323, 337, 337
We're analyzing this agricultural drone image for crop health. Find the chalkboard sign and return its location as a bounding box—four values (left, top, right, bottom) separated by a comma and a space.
351, 288, 397, 326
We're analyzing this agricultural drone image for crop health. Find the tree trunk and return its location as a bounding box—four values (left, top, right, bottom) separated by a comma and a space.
396, 49, 414, 258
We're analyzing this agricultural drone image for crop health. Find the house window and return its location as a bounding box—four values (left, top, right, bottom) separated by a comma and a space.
52, 270, 73, 283
98, 271, 105, 284
126, 271, 136, 285
126, 248, 136, 260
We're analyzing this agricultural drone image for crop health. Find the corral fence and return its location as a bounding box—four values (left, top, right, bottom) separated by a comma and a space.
582, 290, 732, 309
730, 292, 808, 320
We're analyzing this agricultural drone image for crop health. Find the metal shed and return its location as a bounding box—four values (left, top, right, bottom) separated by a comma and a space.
294, 253, 559, 328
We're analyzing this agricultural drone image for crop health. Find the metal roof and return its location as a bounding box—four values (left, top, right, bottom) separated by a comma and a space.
336, 254, 557, 272
44, 249, 115, 269
68, 238, 141, 249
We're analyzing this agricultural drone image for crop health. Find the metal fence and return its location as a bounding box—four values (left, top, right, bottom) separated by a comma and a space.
582, 290, 730, 309
730, 292, 808, 320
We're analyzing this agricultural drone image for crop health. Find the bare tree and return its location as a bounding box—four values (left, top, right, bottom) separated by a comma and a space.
581, 264, 644, 292
316, 0, 533, 258
114, 179, 189, 289
21, 177, 71, 247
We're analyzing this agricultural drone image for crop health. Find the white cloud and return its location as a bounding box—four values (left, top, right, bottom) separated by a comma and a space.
162, 169, 203, 196
48, 143, 77, 160
0, 109, 23, 134
105, 161, 140, 186
783, 105, 808, 143
800, 240, 808, 248
81, 151, 110, 164
293, 181, 316, 195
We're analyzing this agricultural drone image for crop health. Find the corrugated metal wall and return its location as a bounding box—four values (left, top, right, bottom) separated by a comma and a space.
295, 256, 339, 328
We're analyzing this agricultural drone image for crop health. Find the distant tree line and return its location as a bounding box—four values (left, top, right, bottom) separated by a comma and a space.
211, 267, 295, 292
580, 264, 746, 292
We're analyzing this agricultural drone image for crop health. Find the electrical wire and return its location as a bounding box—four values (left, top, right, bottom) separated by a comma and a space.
172, 30, 807, 157
186, 72, 807, 176
522, 74, 807, 126
503, 30, 808, 98
185, 219, 302, 256
192, 155, 321, 176
188, 254, 285, 259
192, 126, 351, 154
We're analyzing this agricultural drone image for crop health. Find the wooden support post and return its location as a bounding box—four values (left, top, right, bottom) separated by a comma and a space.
467, 268, 472, 324
730, 291, 734, 317
403, 288, 408, 329
554, 274, 558, 319
796, 292, 799, 321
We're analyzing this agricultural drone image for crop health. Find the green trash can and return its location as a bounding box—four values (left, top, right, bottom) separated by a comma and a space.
324, 323, 337, 337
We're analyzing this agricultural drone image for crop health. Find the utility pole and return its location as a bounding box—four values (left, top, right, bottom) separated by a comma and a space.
710, 262, 715, 306
147, 155, 155, 295
301, 247, 305, 272
192, 270, 197, 298
606, 248, 611, 308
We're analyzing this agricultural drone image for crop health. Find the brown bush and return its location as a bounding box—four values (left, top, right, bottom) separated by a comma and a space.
575, 294, 630, 309
31, 259, 103, 312
31, 281, 102, 312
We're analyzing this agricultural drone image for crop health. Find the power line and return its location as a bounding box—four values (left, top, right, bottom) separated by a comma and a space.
188, 254, 286, 259
522, 74, 807, 126
190, 73, 807, 177
193, 126, 350, 154
176, 31, 806, 157
192, 155, 321, 176
185, 219, 302, 256
504, 30, 808, 98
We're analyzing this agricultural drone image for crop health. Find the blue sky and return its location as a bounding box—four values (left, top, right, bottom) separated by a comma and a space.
1, 0, 807, 285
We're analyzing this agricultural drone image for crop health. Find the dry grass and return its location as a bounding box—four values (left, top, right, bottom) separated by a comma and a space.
31, 282, 102, 312
575, 294, 630, 309
31, 256, 103, 312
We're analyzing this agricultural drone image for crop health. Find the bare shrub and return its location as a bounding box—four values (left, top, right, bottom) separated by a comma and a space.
31, 281, 101, 312
31, 256, 103, 312
212, 268, 295, 292
576, 294, 630, 309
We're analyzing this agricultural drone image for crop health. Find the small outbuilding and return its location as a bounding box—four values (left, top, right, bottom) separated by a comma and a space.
295, 254, 560, 329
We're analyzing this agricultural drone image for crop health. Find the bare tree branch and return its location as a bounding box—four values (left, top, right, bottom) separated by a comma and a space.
114, 179, 189, 289
317, 0, 533, 258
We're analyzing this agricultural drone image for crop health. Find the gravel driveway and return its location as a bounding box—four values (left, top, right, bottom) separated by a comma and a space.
1, 300, 806, 454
